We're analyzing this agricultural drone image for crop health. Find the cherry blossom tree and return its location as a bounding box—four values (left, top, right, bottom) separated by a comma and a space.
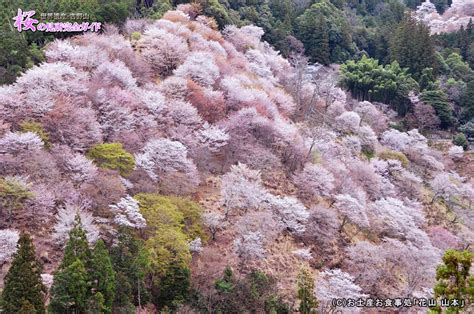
159, 76, 190, 100
186, 82, 226, 123
42, 98, 102, 152
293, 163, 335, 200
92, 59, 137, 89
236, 210, 283, 243
233, 230, 265, 267
344, 239, 440, 298
316, 268, 367, 313
335, 112, 361, 133
140, 27, 189, 76
333, 193, 369, 231
135, 138, 200, 195
380, 129, 412, 151
195, 123, 229, 153
189, 237, 203, 254
45, 39, 109, 71
367, 197, 425, 241
0, 132, 44, 155
64, 153, 98, 186
0, 229, 19, 264
427, 226, 462, 251
430, 172, 461, 202
109, 195, 146, 229
13, 62, 88, 116
266, 195, 309, 235
348, 161, 386, 200
220, 163, 268, 215
223, 25, 264, 52
174, 52, 220, 86
53, 203, 100, 246
353, 101, 388, 134
202, 211, 225, 240
303, 206, 339, 250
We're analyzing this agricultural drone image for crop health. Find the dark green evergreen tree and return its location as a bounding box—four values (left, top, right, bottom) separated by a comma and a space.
461, 80, 474, 122
61, 215, 92, 268
49, 259, 89, 313
90, 239, 116, 314
390, 15, 437, 79
1, 233, 46, 313
421, 88, 455, 128
49, 215, 92, 313
111, 228, 149, 312
297, 267, 318, 314
153, 264, 190, 312
433, 249, 474, 313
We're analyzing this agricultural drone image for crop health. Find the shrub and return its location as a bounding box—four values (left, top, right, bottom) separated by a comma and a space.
453, 133, 469, 150
378, 150, 409, 168
87, 143, 135, 176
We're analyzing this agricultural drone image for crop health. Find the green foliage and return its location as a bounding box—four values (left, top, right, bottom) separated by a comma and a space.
461, 80, 474, 122
87, 291, 106, 313
419, 68, 436, 91
390, 15, 437, 79
111, 228, 150, 311
153, 264, 190, 311
90, 240, 116, 313
297, 267, 318, 314
340, 55, 418, 115
361, 146, 375, 160
296, 0, 352, 63
131, 31, 141, 41
421, 88, 456, 128
19, 121, 50, 147
50, 217, 119, 313
445, 53, 474, 82
134, 193, 203, 309
192, 267, 289, 313
378, 150, 409, 168
168, 196, 208, 241
135, 193, 206, 241
433, 249, 474, 313
0, 176, 34, 224
453, 133, 469, 151
215, 266, 235, 293
87, 143, 135, 176
1, 233, 46, 314
61, 215, 92, 268
50, 216, 92, 313
200, 0, 233, 28
49, 259, 89, 313
459, 120, 474, 138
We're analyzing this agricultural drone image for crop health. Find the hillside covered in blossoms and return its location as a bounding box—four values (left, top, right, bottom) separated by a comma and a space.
0, 4, 473, 313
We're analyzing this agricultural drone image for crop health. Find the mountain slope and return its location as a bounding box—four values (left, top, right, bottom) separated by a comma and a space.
0, 6, 473, 312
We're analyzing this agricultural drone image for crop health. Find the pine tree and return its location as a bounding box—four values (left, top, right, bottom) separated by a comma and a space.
461, 80, 474, 122
154, 264, 190, 311
1, 233, 46, 313
421, 89, 455, 128
390, 15, 437, 79
297, 267, 318, 314
433, 249, 474, 313
111, 228, 150, 311
49, 259, 89, 313
90, 239, 116, 314
49, 215, 92, 313
61, 214, 92, 268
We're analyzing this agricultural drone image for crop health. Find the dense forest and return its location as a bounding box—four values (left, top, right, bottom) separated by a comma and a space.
0, 0, 473, 313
